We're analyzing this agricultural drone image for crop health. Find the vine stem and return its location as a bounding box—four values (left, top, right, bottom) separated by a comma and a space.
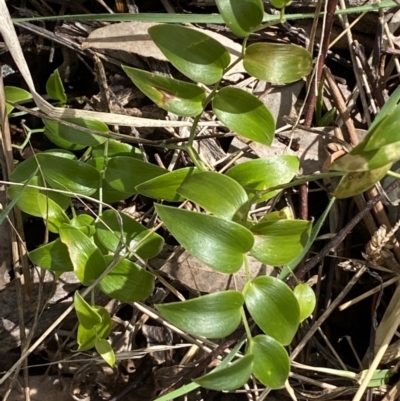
240, 307, 253, 341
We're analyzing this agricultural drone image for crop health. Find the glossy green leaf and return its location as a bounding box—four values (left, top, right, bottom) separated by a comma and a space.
359, 369, 393, 387
155, 204, 254, 273
364, 104, 400, 151
243, 276, 300, 345
98, 255, 155, 302
92, 139, 143, 159
59, 225, 106, 285
96, 339, 116, 367
4, 86, 32, 115
88, 157, 134, 202
8, 178, 70, 233
226, 156, 299, 202
156, 291, 244, 338
35, 153, 100, 196
28, 239, 73, 272
215, 0, 263, 37
71, 214, 96, 236
44, 118, 108, 150
74, 291, 102, 330
250, 219, 312, 266
177, 172, 249, 220
46, 69, 67, 103
370, 85, 400, 133
294, 284, 316, 322
243, 43, 313, 84
194, 354, 253, 391
95, 209, 164, 259
332, 164, 391, 198
212, 87, 275, 146
149, 24, 230, 85
106, 156, 166, 194
136, 167, 199, 202
248, 335, 290, 388
77, 306, 112, 351
123, 66, 206, 117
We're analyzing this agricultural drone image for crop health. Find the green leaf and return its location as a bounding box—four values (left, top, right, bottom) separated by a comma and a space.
44, 118, 108, 150
215, 0, 263, 37
59, 225, 106, 285
8, 177, 70, 233
243, 43, 313, 84
95, 209, 164, 259
332, 164, 391, 198
46, 69, 67, 103
212, 87, 275, 146
194, 354, 253, 391
155, 204, 254, 273
35, 153, 100, 196
88, 157, 135, 203
156, 291, 244, 338
77, 306, 112, 351
28, 239, 74, 272
250, 219, 312, 266
136, 167, 199, 202
74, 291, 102, 330
270, 0, 292, 9
148, 24, 230, 85
294, 284, 316, 322
4, 86, 32, 115
248, 335, 290, 388
106, 156, 166, 194
98, 255, 155, 302
71, 214, 96, 236
226, 156, 299, 202
92, 139, 143, 159
177, 172, 249, 220
359, 369, 393, 387
95, 339, 116, 367
243, 276, 300, 345
123, 66, 206, 117
363, 104, 400, 151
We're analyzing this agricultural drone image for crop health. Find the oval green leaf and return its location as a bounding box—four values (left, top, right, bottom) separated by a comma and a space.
74, 291, 102, 330
248, 335, 290, 388
194, 354, 253, 391
98, 255, 155, 302
226, 156, 299, 202
123, 66, 206, 117
212, 87, 275, 146
92, 139, 143, 159
77, 306, 112, 351
156, 290, 244, 338
59, 225, 106, 285
215, 0, 263, 37
95, 209, 164, 259
177, 172, 249, 220
149, 24, 230, 85
106, 156, 167, 194
44, 118, 108, 149
250, 219, 312, 266
243, 276, 300, 345
35, 153, 100, 196
4, 86, 32, 115
155, 204, 254, 273
294, 284, 316, 322
28, 239, 73, 272
243, 43, 313, 84
332, 164, 391, 198
95, 339, 116, 367
88, 157, 134, 203
46, 69, 67, 103
71, 214, 96, 237
136, 167, 199, 202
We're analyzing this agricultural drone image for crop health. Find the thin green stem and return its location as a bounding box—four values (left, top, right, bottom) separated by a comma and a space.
97, 139, 109, 217
244, 256, 251, 283
387, 170, 400, 179
240, 307, 253, 341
